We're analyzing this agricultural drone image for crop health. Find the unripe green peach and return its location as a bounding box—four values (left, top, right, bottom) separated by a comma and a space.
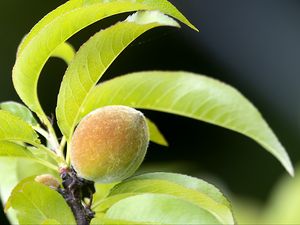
70, 105, 149, 183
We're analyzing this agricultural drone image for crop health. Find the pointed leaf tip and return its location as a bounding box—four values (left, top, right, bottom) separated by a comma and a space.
83, 71, 293, 175
126, 10, 180, 27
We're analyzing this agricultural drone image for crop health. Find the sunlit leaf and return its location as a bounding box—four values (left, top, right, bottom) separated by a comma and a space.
0, 141, 33, 159
83, 71, 293, 175
5, 176, 36, 212
92, 183, 118, 207
0, 149, 59, 215
91, 214, 149, 225
51, 42, 75, 64
0, 101, 38, 126
0, 158, 57, 208
13, 0, 196, 125
127, 172, 231, 207
0, 141, 58, 171
4, 208, 18, 225
9, 180, 75, 225
18, 0, 196, 56
96, 173, 233, 224
106, 193, 221, 224
146, 118, 168, 146
93, 193, 133, 212
41, 219, 61, 225
0, 110, 63, 165
56, 11, 180, 140
0, 110, 39, 145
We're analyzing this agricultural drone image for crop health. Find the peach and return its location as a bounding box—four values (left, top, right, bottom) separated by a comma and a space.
70, 105, 149, 183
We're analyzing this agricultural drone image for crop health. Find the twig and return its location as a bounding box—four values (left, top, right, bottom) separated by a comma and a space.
58, 167, 95, 225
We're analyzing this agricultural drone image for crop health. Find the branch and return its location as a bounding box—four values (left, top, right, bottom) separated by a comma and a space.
58, 167, 95, 225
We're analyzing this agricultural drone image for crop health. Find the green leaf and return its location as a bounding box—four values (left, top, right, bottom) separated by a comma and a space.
91, 214, 148, 225
0, 101, 38, 126
0, 157, 59, 225
56, 11, 179, 140
96, 173, 233, 224
5, 176, 37, 212
0, 141, 33, 158
13, 0, 196, 126
18, 0, 196, 57
0, 141, 59, 171
93, 193, 133, 212
0, 110, 63, 165
0, 158, 57, 204
146, 118, 168, 146
106, 193, 221, 224
83, 71, 294, 175
41, 219, 61, 225
51, 42, 76, 64
92, 182, 119, 211
4, 208, 18, 225
0, 110, 39, 145
127, 172, 231, 208
9, 180, 75, 225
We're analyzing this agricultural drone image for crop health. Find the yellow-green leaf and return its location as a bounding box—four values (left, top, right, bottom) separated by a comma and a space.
0, 141, 58, 171
0, 101, 38, 126
106, 193, 221, 224
13, 0, 196, 125
41, 219, 61, 225
9, 181, 75, 225
92, 183, 119, 208
0, 141, 32, 159
51, 42, 75, 64
96, 173, 233, 224
56, 11, 180, 141
91, 214, 148, 225
128, 172, 231, 208
83, 71, 293, 175
0, 110, 39, 145
0, 158, 57, 211
146, 118, 168, 146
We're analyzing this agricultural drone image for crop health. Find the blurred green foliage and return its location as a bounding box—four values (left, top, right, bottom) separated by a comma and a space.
233, 164, 300, 224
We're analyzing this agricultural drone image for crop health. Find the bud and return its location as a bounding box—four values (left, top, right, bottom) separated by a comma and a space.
35, 174, 60, 189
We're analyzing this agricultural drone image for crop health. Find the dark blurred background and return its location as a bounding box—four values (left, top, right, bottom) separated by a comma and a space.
1, 0, 300, 223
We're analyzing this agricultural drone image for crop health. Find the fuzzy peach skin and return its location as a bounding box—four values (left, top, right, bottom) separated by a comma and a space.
70, 105, 149, 183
